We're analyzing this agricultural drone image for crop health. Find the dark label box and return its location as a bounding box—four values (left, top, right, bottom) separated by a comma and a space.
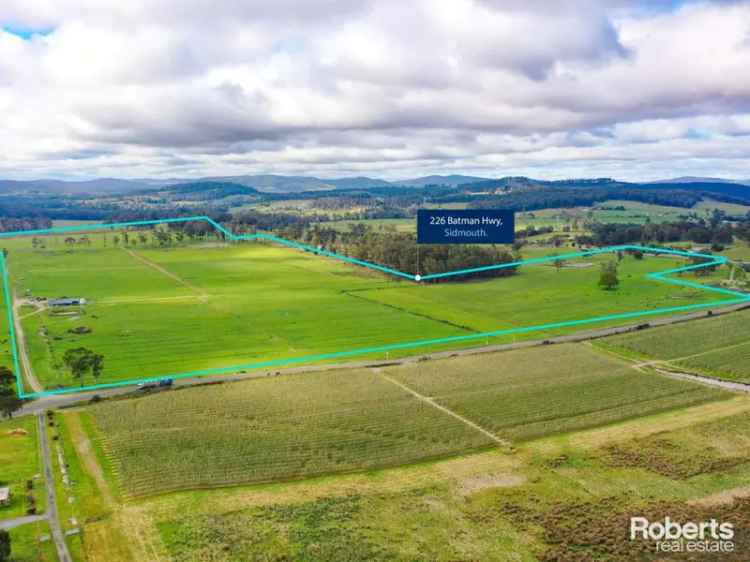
417, 209, 515, 244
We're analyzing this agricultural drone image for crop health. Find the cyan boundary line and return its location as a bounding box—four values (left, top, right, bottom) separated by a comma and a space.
0, 216, 748, 398
1, 251, 23, 397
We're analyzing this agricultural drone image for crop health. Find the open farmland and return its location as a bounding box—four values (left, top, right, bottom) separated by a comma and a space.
600, 309, 750, 382
86, 343, 728, 499
9, 237, 463, 390
88, 368, 495, 498
383, 343, 727, 441
3, 228, 737, 393
352, 253, 726, 335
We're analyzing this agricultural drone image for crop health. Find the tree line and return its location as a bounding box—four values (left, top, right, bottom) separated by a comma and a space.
580, 215, 746, 247
284, 224, 518, 280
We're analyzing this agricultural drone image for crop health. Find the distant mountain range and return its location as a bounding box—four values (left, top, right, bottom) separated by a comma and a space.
0, 174, 748, 195
649, 176, 750, 185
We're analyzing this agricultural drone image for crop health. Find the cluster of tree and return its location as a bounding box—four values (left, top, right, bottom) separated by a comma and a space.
227, 211, 317, 234
287, 225, 518, 280
736, 220, 750, 243
516, 225, 555, 239
165, 181, 259, 198
598, 261, 620, 290
348, 233, 518, 280
0, 529, 10, 562
471, 188, 704, 213
0, 366, 22, 419
581, 218, 739, 247
0, 195, 117, 220
63, 347, 104, 387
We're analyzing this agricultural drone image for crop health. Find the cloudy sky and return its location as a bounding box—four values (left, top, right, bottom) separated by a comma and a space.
1, 0, 750, 181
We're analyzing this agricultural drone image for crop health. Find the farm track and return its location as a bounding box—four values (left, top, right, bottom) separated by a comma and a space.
66, 412, 116, 508
651, 367, 750, 394
375, 368, 510, 447
592, 342, 750, 394
124, 248, 208, 302
66, 412, 146, 562
12, 288, 43, 393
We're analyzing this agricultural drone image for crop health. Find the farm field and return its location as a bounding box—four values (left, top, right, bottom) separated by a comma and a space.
88, 368, 495, 498
353, 252, 729, 335
3, 230, 738, 392
383, 343, 727, 441
695, 199, 750, 216
74, 381, 750, 561
7, 519, 59, 562
9, 240, 461, 390
85, 343, 728, 500
723, 241, 750, 261
599, 309, 750, 382
0, 416, 44, 520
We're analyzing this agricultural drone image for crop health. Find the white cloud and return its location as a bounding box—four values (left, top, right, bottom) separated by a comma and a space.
1, 0, 750, 181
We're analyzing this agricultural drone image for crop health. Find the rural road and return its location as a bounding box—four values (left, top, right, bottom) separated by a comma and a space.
11, 289, 43, 393
0, 514, 46, 531
36, 412, 73, 562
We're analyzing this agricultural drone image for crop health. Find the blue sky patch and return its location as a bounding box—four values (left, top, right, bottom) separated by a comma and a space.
2, 26, 54, 40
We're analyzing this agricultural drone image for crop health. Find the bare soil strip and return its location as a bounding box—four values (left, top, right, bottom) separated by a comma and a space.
66, 412, 116, 508
124, 248, 208, 302
374, 368, 510, 447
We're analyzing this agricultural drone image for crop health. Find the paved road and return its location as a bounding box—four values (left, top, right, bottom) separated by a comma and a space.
0, 514, 46, 530
15, 299, 750, 417
36, 412, 72, 562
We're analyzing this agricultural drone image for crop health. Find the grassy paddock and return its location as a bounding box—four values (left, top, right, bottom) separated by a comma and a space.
7, 520, 58, 562
4, 232, 735, 392
0, 417, 43, 520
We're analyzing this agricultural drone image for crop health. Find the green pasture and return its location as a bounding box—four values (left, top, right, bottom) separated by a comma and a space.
12, 241, 461, 389
7, 520, 58, 562
353, 252, 727, 335
3, 232, 735, 391
0, 417, 44, 520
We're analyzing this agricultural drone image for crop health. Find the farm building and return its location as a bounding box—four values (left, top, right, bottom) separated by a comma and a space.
48, 297, 87, 307
0, 486, 10, 507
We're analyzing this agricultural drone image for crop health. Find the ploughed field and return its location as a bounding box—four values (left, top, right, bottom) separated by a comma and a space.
2, 231, 731, 391
600, 309, 750, 383
88, 344, 726, 498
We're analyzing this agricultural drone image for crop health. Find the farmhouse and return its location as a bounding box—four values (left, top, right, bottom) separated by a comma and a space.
48, 297, 87, 307
0, 486, 10, 507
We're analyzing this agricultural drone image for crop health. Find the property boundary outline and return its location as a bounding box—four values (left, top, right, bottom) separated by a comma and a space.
1, 215, 748, 399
